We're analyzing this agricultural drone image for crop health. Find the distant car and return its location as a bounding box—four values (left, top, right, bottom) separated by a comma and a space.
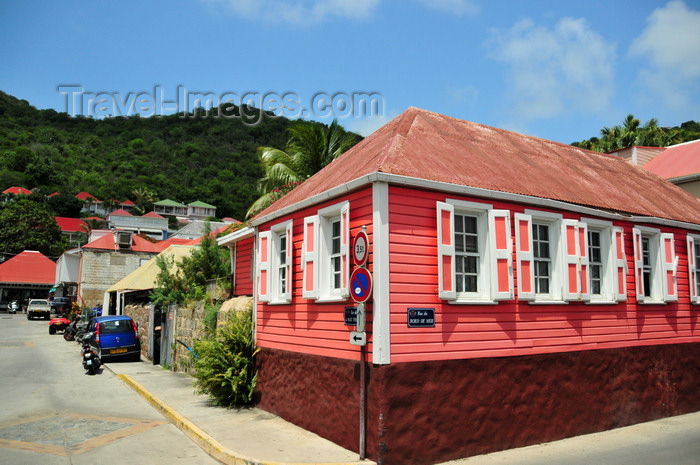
86, 316, 141, 361
27, 299, 51, 320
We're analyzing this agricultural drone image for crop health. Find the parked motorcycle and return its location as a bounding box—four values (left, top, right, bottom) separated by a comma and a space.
63, 315, 83, 341
8, 300, 19, 314
80, 332, 101, 375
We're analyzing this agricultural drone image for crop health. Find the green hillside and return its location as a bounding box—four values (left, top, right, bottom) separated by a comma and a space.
0, 90, 292, 220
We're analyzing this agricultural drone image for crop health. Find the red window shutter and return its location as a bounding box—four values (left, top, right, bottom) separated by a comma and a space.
578, 221, 590, 300
660, 233, 678, 302
302, 216, 319, 299
488, 209, 513, 300
613, 227, 627, 302
339, 202, 350, 297
632, 228, 645, 302
257, 231, 271, 302
282, 221, 293, 301
688, 235, 699, 304
515, 213, 534, 301
562, 219, 581, 301
436, 201, 456, 300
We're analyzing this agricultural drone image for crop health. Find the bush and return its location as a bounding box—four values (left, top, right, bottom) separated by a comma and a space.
192, 308, 258, 407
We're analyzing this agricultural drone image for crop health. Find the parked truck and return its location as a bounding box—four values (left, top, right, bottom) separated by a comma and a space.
27, 299, 51, 320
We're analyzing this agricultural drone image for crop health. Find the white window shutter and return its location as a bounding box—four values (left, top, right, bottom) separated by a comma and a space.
660, 233, 678, 302
578, 221, 590, 301
632, 228, 645, 302
562, 219, 581, 301
257, 231, 271, 302
282, 221, 293, 302
436, 201, 456, 300
488, 209, 513, 300
688, 235, 699, 304
302, 216, 319, 299
339, 202, 350, 297
613, 227, 627, 302
515, 213, 535, 301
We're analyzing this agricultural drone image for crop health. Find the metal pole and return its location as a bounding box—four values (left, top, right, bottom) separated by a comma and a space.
360, 342, 367, 460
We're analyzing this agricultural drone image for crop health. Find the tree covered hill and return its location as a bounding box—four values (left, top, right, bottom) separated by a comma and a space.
0, 90, 292, 220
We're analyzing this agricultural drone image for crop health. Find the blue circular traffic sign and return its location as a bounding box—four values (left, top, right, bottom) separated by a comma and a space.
350, 267, 372, 303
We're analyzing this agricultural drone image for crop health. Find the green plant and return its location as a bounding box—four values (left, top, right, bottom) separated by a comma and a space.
192, 308, 259, 407
203, 302, 221, 333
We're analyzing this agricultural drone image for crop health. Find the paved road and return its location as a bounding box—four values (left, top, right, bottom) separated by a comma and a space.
0, 312, 218, 464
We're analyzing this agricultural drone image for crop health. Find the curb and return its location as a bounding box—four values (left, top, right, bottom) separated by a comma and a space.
116, 374, 375, 465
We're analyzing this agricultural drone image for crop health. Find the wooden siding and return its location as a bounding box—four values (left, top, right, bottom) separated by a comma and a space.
233, 236, 254, 296
255, 187, 375, 360
388, 185, 700, 363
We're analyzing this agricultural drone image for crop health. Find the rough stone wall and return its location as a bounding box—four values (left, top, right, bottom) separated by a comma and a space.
124, 303, 151, 359
171, 296, 254, 373
80, 251, 156, 307
256, 343, 700, 465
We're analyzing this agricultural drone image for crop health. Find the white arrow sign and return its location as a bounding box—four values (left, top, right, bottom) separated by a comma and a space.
350, 331, 366, 346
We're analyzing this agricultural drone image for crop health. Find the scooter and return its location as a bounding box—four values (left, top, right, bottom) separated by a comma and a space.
80, 332, 101, 375
63, 315, 83, 341
8, 300, 19, 314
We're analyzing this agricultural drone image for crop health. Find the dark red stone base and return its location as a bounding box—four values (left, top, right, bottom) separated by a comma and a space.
255, 343, 700, 465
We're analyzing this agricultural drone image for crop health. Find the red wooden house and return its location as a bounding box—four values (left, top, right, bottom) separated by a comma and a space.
219, 108, 700, 465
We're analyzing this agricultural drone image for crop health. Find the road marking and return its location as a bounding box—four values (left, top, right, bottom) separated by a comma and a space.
0, 413, 164, 456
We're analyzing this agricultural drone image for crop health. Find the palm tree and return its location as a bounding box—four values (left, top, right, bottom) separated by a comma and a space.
247, 120, 360, 217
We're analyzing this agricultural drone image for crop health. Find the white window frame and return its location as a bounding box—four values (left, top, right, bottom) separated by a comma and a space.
437, 199, 513, 304
632, 226, 677, 304
257, 220, 293, 304
687, 234, 700, 305
517, 210, 564, 303
580, 218, 618, 304
302, 201, 350, 302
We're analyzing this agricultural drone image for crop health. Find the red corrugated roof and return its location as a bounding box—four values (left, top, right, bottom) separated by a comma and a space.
143, 211, 164, 218
3, 186, 31, 195
75, 192, 101, 202
153, 237, 198, 251
121, 199, 136, 206
256, 107, 700, 225
644, 139, 700, 180
109, 208, 132, 216
82, 232, 162, 253
55, 217, 89, 233
0, 250, 56, 285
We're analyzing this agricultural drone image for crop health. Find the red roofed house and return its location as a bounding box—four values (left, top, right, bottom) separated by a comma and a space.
55, 217, 89, 248
75, 191, 105, 215
219, 108, 700, 465
0, 250, 56, 311
55, 230, 161, 309
644, 139, 700, 198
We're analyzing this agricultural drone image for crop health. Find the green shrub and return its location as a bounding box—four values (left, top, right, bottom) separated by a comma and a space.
192, 308, 258, 407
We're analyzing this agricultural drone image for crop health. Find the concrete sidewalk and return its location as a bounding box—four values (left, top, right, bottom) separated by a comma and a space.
107, 358, 700, 465
105, 358, 375, 465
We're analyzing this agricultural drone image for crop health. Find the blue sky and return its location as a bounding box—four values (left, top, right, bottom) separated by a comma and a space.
1, 0, 698, 144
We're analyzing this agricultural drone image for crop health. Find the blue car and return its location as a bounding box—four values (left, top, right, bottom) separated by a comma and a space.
87, 316, 141, 361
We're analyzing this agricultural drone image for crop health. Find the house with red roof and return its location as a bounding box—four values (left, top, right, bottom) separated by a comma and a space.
106, 209, 170, 241
55, 217, 89, 247
218, 108, 700, 465
55, 230, 162, 309
0, 250, 56, 311
644, 139, 700, 198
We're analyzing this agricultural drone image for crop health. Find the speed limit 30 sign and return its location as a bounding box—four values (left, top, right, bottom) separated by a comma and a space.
352, 230, 369, 267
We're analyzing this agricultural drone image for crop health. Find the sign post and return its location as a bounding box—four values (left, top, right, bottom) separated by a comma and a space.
349, 226, 371, 460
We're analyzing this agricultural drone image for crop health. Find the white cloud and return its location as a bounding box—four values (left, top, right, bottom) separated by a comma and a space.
416, 0, 479, 17
629, 1, 700, 111
206, 0, 478, 25
486, 17, 616, 121
341, 110, 398, 137
206, 0, 381, 25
